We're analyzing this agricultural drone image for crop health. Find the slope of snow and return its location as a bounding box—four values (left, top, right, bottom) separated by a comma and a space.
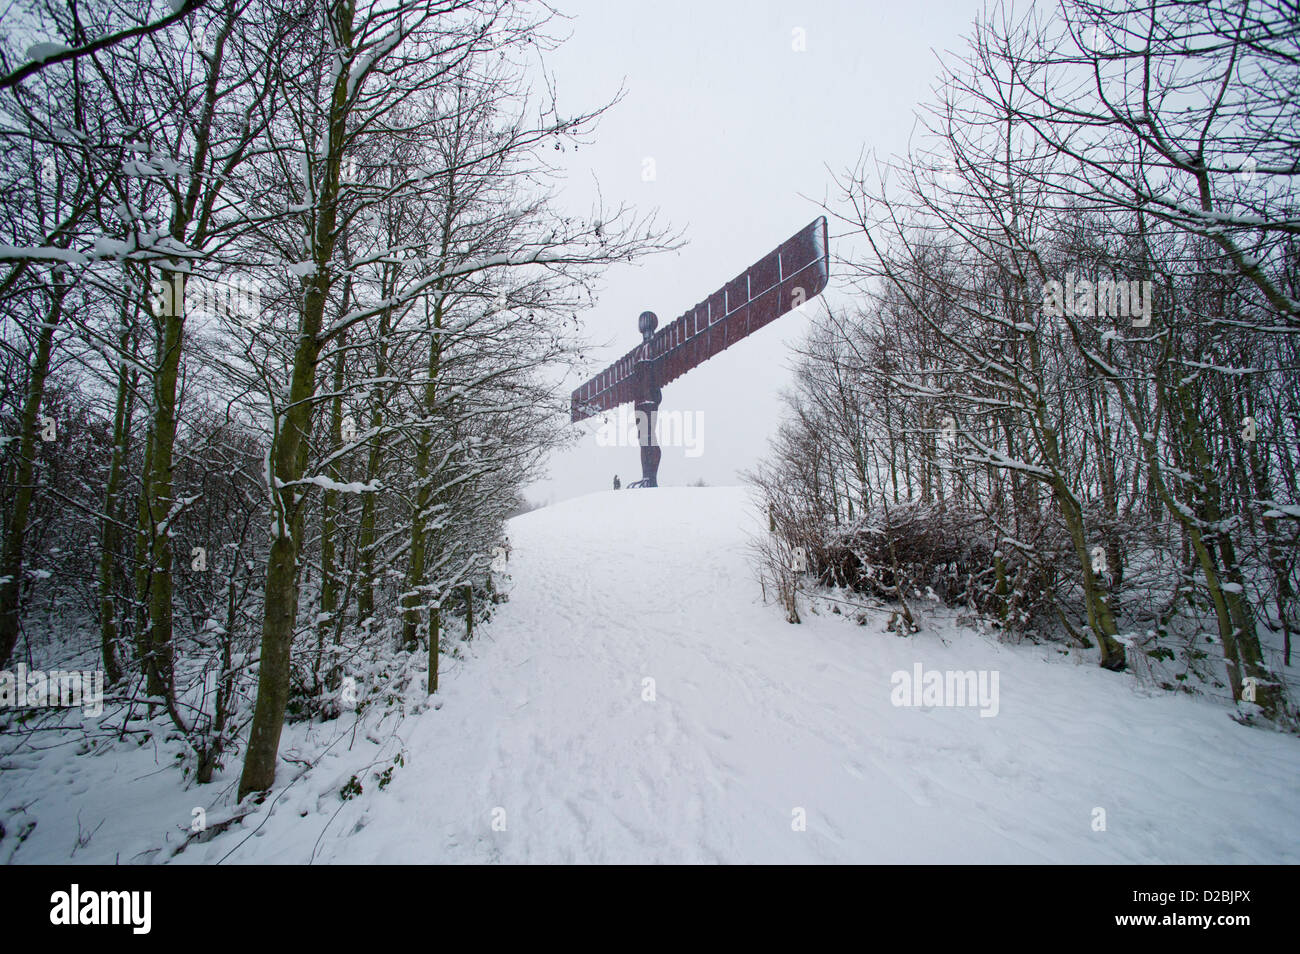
202, 486, 1300, 863
6, 486, 1298, 863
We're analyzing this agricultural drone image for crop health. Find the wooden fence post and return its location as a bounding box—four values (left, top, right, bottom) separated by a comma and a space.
427, 606, 440, 694
465, 584, 474, 641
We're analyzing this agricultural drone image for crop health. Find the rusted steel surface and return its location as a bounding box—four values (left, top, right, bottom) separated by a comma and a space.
570, 216, 830, 423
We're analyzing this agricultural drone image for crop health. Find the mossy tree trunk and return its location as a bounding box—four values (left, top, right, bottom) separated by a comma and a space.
238, 8, 352, 798
0, 281, 66, 669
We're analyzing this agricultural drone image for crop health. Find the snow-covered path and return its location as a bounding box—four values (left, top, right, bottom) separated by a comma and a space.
225, 486, 1297, 863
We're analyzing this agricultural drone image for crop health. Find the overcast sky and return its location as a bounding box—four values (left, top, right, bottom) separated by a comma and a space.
527, 0, 984, 504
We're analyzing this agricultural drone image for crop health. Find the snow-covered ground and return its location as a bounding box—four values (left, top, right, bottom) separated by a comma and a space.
4, 486, 1297, 863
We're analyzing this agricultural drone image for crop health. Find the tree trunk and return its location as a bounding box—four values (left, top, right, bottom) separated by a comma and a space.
140, 269, 186, 703
427, 604, 440, 694
239, 24, 351, 795
316, 326, 346, 695
402, 290, 443, 651
96, 302, 135, 685
239, 285, 325, 799
131, 416, 157, 686
0, 285, 64, 669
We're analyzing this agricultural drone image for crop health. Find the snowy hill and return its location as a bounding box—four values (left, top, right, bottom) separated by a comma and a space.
5, 486, 1298, 863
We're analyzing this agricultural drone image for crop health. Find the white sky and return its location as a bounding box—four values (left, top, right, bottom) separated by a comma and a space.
528, 0, 984, 504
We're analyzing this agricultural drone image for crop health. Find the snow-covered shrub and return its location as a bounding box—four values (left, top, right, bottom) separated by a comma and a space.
812, 501, 1061, 633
